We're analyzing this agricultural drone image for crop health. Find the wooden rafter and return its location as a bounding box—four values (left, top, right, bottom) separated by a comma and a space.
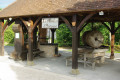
77, 13, 95, 32
2, 20, 9, 33
59, 16, 72, 31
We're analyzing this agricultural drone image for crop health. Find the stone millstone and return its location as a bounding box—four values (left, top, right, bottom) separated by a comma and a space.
82, 30, 104, 48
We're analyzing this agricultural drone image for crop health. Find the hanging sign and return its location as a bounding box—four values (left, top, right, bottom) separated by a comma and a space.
15, 33, 20, 38
42, 18, 59, 28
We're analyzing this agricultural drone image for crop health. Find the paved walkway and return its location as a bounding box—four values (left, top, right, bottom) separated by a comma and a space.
0, 46, 120, 80
0, 62, 77, 80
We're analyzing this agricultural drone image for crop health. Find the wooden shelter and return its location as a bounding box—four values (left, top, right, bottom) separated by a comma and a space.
0, 0, 120, 74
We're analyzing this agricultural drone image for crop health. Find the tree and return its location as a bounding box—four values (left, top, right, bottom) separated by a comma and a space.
56, 24, 72, 47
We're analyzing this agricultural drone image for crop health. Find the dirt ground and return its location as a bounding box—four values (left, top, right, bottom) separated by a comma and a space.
0, 46, 120, 80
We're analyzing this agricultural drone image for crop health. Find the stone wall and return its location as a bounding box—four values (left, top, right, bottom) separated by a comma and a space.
38, 44, 57, 58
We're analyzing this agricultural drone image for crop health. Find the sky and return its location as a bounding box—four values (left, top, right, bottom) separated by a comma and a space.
0, 0, 16, 9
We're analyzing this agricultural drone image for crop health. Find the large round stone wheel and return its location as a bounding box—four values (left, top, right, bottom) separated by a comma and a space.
82, 30, 104, 48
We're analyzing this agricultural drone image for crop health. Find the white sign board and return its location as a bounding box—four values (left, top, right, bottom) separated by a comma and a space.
15, 33, 19, 38
42, 18, 59, 28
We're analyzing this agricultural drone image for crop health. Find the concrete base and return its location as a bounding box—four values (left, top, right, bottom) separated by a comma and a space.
27, 61, 34, 66
71, 69, 80, 75
110, 56, 115, 59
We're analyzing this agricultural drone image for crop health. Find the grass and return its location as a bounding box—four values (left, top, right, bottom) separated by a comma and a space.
106, 50, 120, 53
59, 45, 120, 53
4, 42, 14, 46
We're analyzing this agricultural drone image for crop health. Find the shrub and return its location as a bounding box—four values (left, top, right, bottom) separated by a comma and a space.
4, 23, 15, 44
56, 24, 72, 47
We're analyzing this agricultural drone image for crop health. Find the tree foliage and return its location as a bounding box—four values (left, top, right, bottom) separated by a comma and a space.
56, 22, 120, 47
4, 23, 15, 43
56, 24, 72, 46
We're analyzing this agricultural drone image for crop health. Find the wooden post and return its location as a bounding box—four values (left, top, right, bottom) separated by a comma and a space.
51, 29, 56, 44
101, 22, 115, 59
60, 13, 95, 75
0, 20, 4, 56
78, 31, 80, 47
110, 32, 115, 59
38, 23, 41, 44
71, 15, 79, 74
20, 17, 41, 64
110, 22, 115, 59
27, 19, 34, 65
33, 27, 38, 49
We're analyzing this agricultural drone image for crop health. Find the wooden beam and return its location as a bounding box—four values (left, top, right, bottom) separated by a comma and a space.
111, 21, 115, 31
27, 18, 34, 65
110, 32, 115, 59
77, 13, 95, 32
20, 18, 29, 30
115, 25, 120, 32
2, 20, 9, 32
32, 17, 42, 32
71, 15, 79, 74
101, 22, 111, 32
72, 15, 77, 27
71, 26, 79, 74
51, 29, 56, 44
59, 16, 72, 32
0, 19, 14, 56
2, 19, 15, 33
79, 22, 89, 32
78, 30, 80, 47
0, 20, 4, 56
33, 27, 38, 49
